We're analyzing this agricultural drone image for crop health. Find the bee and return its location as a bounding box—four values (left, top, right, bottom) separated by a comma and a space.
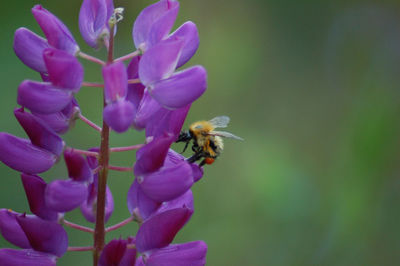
176, 116, 243, 166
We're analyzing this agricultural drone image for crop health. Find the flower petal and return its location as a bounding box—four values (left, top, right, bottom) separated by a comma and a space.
79, 0, 113, 48
13, 28, 50, 73
103, 100, 135, 133
80, 180, 114, 223
45, 179, 88, 212
151, 65, 207, 109
154, 190, 194, 216
139, 39, 184, 86
168, 21, 199, 68
43, 48, 84, 91
0, 209, 31, 249
146, 241, 207, 266
17, 81, 73, 114
134, 134, 175, 177
32, 99, 80, 134
139, 162, 194, 202
133, 90, 162, 130
16, 215, 68, 257
127, 56, 145, 111
0, 133, 56, 174
21, 174, 58, 221
0, 249, 57, 266
133, 0, 179, 50
32, 5, 79, 54
136, 207, 192, 253
63, 149, 92, 182
102, 61, 128, 103
14, 108, 64, 157
145, 104, 190, 138
127, 179, 160, 221
98, 239, 127, 266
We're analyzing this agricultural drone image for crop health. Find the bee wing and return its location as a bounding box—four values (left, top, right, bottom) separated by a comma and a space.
208, 130, 244, 140
208, 116, 230, 128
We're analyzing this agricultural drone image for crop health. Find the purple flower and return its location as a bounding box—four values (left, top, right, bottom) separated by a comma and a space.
0, 210, 68, 261
0, 249, 57, 266
64, 149, 93, 182
43, 48, 84, 92
45, 179, 88, 213
79, 0, 114, 48
133, 0, 179, 51
137, 241, 207, 266
21, 174, 59, 221
32, 5, 79, 55
139, 39, 207, 109
14, 108, 64, 157
99, 237, 136, 266
0, 133, 56, 174
102, 62, 135, 133
17, 81, 73, 115
13, 28, 50, 73
32, 99, 80, 135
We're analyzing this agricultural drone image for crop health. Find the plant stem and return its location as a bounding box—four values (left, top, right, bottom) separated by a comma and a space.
108, 165, 133, 172
62, 219, 94, 234
79, 113, 102, 132
93, 25, 114, 266
110, 144, 144, 152
114, 50, 140, 63
68, 148, 99, 157
128, 78, 141, 84
68, 246, 94, 252
78, 51, 106, 65
82, 82, 104, 88
105, 216, 134, 232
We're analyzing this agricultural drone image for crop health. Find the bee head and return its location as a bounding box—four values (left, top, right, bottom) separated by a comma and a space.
176, 130, 192, 143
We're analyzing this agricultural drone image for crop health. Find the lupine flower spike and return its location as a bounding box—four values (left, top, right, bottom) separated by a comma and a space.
1, 0, 210, 265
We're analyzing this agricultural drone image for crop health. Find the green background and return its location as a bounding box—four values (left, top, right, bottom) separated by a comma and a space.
1, 0, 400, 265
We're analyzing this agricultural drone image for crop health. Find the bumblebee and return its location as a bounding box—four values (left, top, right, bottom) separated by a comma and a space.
176, 116, 243, 166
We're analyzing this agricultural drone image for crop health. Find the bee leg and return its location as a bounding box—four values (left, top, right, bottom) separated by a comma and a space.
199, 159, 206, 167
187, 152, 203, 163
180, 141, 190, 154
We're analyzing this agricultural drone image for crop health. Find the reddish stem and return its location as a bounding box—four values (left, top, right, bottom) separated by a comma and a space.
78, 51, 105, 65
110, 144, 144, 152
114, 50, 140, 63
105, 216, 134, 232
128, 78, 141, 84
79, 113, 102, 132
67, 148, 99, 157
82, 82, 104, 88
62, 219, 94, 234
68, 246, 94, 252
108, 165, 133, 172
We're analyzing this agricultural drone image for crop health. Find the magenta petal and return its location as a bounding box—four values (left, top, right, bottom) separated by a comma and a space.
16, 215, 68, 257
145, 104, 190, 138
45, 179, 88, 212
119, 237, 137, 266
80, 182, 114, 223
102, 61, 128, 103
127, 56, 145, 111
0, 249, 57, 266
33, 99, 80, 134
43, 48, 83, 91
79, 0, 113, 48
154, 190, 194, 216
146, 241, 207, 266
136, 207, 193, 252
32, 5, 79, 54
0, 209, 31, 249
168, 21, 199, 68
127, 179, 160, 220
0, 133, 56, 174
21, 174, 58, 221
98, 239, 127, 266
134, 90, 162, 130
103, 100, 135, 133
13, 28, 50, 73
146, 1, 180, 48
133, 0, 179, 49
14, 108, 64, 156
151, 66, 207, 109
140, 162, 194, 202
63, 149, 92, 182
134, 134, 175, 177
17, 80, 73, 114
139, 39, 184, 86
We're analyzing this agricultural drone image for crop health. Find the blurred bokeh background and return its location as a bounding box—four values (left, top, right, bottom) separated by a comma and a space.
1, 0, 400, 265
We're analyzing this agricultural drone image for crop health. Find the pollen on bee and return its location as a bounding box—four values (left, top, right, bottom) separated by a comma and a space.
204, 158, 215, 164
